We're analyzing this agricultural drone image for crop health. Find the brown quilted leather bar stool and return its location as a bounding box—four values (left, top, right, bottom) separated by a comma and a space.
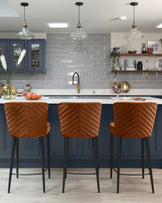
58, 102, 102, 193
109, 102, 157, 193
4, 102, 51, 193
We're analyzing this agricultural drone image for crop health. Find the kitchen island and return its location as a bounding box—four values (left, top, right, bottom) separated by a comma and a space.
0, 96, 162, 168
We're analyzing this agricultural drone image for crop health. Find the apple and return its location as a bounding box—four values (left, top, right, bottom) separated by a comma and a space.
25, 92, 33, 100
25, 94, 32, 100
22, 92, 27, 96
32, 93, 38, 100
37, 93, 42, 99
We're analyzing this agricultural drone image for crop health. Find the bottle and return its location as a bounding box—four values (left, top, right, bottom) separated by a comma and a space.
137, 61, 143, 70
142, 43, 147, 54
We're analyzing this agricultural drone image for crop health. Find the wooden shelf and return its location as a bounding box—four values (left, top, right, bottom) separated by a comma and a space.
112, 70, 162, 72
120, 53, 162, 56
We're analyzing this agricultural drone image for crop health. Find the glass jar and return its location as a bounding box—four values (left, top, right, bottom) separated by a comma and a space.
137, 61, 143, 70
142, 43, 147, 54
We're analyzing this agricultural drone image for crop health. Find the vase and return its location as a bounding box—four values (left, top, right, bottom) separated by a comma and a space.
0, 82, 17, 100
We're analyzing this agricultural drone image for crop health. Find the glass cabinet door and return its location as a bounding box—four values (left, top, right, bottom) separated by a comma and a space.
28, 39, 46, 73
9, 40, 26, 72
0, 40, 9, 72
31, 43, 40, 68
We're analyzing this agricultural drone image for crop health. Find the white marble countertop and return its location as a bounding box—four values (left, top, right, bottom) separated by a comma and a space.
0, 96, 162, 104
21, 89, 162, 96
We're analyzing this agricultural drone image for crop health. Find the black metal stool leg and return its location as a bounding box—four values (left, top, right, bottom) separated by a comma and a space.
110, 133, 114, 179
65, 138, 69, 179
141, 138, 144, 179
62, 137, 69, 193
117, 137, 122, 193
92, 137, 100, 193
145, 137, 154, 193
46, 133, 50, 179
16, 138, 19, 179
8, 137, 16, 193
40, 137, 45, 193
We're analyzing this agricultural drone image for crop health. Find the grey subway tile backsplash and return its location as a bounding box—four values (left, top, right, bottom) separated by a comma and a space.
3, 33, 162, 90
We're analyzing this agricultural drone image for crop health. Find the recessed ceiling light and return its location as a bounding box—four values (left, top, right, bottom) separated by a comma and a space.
110, 16, 127, 21
48, 23, 69, 28
119, 16, 127, 21
156, 23, 162, 28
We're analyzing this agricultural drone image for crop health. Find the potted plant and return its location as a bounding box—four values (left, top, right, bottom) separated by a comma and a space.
0, 49, 26, 99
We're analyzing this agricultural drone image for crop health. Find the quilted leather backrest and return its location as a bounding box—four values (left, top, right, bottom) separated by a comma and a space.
58, 102, 102, 138
4, 102, 48, 138
113, 102, 157, 138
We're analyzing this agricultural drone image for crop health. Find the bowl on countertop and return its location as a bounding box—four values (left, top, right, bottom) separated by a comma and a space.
22, 92, 43, 100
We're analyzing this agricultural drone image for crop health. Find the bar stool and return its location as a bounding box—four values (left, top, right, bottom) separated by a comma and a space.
4, 102, 50, 193
109, 102, 157, 193
58, 102, 102, 193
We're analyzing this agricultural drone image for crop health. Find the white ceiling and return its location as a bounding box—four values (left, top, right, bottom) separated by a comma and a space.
0, 0, 19, 17
0, 0, 162, 33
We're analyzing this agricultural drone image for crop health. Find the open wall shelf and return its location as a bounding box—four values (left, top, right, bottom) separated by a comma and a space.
113, 53, 162, 79
113, 70, 162, 72
120, 53, 162, 56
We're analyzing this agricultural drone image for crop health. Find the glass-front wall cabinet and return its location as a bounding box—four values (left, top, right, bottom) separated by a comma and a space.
0, 39, 46, 73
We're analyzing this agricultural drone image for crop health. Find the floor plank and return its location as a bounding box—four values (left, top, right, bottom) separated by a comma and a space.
0, 168, 162, 203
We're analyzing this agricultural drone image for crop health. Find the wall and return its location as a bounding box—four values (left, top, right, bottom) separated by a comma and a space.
1, 32, 162, 91
1, 33, 111, 91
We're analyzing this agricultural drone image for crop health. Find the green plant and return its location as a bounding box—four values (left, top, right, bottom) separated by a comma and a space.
110, 47, 120, 71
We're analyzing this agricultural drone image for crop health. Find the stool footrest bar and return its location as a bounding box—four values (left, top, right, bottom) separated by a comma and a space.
68, 172, 96, 175
12, 168, 48, 176
113, 168, 150, 176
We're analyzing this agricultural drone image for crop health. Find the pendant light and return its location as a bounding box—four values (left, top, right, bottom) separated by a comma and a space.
70, 2, 88, 40
125, 2, 144, 40
17, 2, 34, 39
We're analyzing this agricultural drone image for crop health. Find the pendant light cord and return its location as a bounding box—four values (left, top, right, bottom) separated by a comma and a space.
78, 5, 80, 24
23, 5, 26, 23
23, 4, 28, 27
24, 5, 26, 23
131, 2, 138, 28
77, 3, 82, 28
133, 6, 135, 24
133, 5, 136, 26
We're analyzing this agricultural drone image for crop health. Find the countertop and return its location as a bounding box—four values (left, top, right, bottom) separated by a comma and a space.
0, 96, 161, 104
18, 89, 162, 96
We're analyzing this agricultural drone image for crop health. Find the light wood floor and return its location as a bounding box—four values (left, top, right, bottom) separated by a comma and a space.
0, 168, 162, 203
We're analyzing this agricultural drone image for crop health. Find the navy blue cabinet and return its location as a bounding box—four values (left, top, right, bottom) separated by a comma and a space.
0, 39, 46, 73
0, 104, 162, 168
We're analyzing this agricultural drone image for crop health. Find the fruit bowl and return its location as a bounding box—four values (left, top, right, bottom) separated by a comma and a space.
22, 92, 42, 100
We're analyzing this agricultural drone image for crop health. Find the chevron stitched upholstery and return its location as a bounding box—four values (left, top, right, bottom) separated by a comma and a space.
5, 102, 49, 138
109, 102, 157, 138
58, 102, 102, 138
